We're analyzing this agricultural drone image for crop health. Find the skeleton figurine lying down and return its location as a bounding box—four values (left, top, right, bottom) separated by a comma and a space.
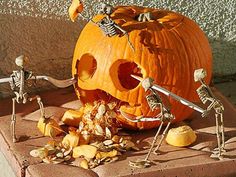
0, 55, 76, 142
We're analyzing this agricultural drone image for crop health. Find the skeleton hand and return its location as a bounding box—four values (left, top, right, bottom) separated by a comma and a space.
162, 109, 174, 122
201, 110, 210, 117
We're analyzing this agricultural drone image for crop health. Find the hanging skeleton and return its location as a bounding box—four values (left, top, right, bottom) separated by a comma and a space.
0, 55, 76, 142
194, 68, 225, 159
69, 2, 135, 51
121, 77, 175, 168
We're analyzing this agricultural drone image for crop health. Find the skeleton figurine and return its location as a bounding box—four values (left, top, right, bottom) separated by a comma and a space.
194, 68, 225, 159
96, 3, 123, 37
69, 2, 134, 50
95, 3, 135, 51
94, 3, 135, 51
129, 77, 175, 168
7, 55, 45, 142
0, 55, 76, 143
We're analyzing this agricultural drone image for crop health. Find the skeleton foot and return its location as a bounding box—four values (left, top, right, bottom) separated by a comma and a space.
129, 160, 151, 168
153, 149, 161, 155
11, 119, 17, 143
13, 137, 17, 143
212, 147, 226, 154
210, 153, 224, 160
12, 129, 17, 143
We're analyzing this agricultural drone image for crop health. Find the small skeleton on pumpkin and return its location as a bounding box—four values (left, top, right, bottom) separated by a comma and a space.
128, 77, 175, 168
95, 3, 135, 51
68, 1, 135, 51
194, 68, 225, 159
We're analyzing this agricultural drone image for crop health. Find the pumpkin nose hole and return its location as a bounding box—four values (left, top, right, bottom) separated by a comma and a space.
76, 54, 97, 81
118, 62, 143, 90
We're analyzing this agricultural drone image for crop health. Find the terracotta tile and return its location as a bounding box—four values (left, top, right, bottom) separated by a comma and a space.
26, 164, 99, 177
0, 88, 235, 177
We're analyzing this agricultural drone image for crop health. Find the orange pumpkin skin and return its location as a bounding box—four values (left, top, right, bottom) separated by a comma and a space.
72, 6, 212, 130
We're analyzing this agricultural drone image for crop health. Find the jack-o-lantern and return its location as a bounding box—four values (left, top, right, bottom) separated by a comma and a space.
71, 5, 212, 130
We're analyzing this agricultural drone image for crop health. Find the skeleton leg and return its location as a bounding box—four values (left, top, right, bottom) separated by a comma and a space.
144, 121, 164, 161
213, 112, 226, 155
214, 113, 222, 157
125, 33, 135, 51
36, 96, 45, 118
29, 95, 45, 118
154, 121, 171, 154
115, 23, 135, 52
220, 113, 225, 150
11, 98, 17, 143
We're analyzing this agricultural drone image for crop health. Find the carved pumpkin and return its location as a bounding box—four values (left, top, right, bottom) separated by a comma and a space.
71, 6, 212, 130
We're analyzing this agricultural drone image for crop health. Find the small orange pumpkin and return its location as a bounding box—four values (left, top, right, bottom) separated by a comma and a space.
71, 5, 212, 130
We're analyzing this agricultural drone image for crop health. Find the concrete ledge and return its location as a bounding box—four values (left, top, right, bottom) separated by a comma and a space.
0, 87, 235, 177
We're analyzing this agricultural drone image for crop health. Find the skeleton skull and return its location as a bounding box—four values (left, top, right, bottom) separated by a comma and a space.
15, 55, 28, 68
141, 77, 154, 91
72, 6, 212, 129
97, 3, 114, 15
194, 68, 207, 82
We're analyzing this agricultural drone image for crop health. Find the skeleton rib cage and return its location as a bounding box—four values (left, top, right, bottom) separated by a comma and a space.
196, 85, 215, 104
10, 70, 33, 91
97, 17, 118, 37
146, 92, 162, 111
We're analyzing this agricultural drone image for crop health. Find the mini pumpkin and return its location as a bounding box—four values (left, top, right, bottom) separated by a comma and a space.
70, 5, 212, 129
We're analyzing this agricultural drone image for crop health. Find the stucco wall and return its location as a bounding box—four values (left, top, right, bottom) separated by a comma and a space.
0, 0, 235, 98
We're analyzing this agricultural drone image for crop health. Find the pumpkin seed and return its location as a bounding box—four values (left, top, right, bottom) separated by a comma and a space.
43, 157, 51, 164
103, 140, 113, 146
56, 152, 64, 158
52, 158, 64, 164
95, 124, 104, 136
105, 127, 112, 139
64, 155, 72, 161
107, 102, 116, 110
98, 104, 106, 115
30, 149, 40, 158
63, 147, 72, 157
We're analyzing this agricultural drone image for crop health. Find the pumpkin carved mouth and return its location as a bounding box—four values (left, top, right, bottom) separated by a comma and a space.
75, 58, 144, 120
81, 89, 142, 118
